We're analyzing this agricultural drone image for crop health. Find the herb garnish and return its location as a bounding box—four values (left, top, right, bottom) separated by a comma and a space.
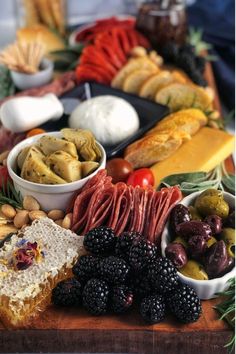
214, 278, 235, 353
160, 163, 235, 195
0, 179, 23, 209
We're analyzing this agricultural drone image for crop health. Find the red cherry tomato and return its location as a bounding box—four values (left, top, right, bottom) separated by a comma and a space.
106, 158, 133, 183
0, 166, 10, 189
127, 168, 154, 188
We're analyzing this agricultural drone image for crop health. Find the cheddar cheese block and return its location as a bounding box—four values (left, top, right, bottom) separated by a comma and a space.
151, 127, 235, 188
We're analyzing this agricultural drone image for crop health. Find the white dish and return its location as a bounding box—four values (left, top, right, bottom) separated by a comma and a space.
161, 190, 235, 300
10, 58, 53, 90
7, 132, 106, 211
69, 15, 135, 46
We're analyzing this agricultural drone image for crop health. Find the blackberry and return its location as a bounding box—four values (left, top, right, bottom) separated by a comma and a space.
190, 70, 207, 87
140, 294, 165, 324
129, 271, 153, 299
129, 238, 157, 271
110, 285, 133, 313
72, 255, 100, 282
83, 226, 116, 255
161, 42, 179, 62
82, 278, 109, 315
115, 231, 142, 260
100, 256, 130, 284
167, 283, 202, 323
52, 278, 82, 307
195, 56, 206, 74
148, 257, 179, 294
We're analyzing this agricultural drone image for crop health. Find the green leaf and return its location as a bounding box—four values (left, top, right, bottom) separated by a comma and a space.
160, 172, 207, 187
222, 174, 235, 194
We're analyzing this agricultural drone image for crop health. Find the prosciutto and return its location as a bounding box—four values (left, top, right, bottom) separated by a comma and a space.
70, 169, 182, 247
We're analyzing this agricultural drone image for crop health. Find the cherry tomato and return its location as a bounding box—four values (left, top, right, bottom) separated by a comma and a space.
127, 168, 154, 188
106, 158, 133, 183
26, 128, 46, 138
0, 166, 10, 189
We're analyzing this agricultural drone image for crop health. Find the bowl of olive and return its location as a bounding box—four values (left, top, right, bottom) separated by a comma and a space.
161, 189, 235, 299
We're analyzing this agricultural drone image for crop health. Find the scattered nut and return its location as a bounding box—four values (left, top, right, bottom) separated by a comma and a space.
23, 195, 41, 211
1, 204, 16, 219
130, 46, 147, 58
29, 210, 47, 221
0, 150, 9, 164
48, 209, 65, 221
14, 210, 29, 228
55, 219, 63, 227
62, 213, 72, 229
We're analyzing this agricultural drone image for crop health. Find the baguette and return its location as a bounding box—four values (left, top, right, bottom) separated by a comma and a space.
124, 109, 207, 168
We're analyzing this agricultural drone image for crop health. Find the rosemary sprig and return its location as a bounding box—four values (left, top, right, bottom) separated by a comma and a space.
187, 27, 218, 61
0, 179, 23, 209
214, 278, 235, 353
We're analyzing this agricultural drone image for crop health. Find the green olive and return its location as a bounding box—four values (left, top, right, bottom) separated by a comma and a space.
197, 189, 223, 198
173, 236, 188, 248
207, 236, 217, 248
221, 228, 235, 258
189, 206, 202, 221
195, 195, 229, 218
179, 260, 209, 280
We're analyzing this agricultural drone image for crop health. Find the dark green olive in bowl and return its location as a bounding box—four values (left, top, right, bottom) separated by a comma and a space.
220, 228, 235, 258
195, 194, 229, 219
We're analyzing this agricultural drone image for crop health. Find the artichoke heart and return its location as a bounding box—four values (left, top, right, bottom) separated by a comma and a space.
61, 128, 101, 161
45, 150, 82, 182
81, 161, 99, 177
17, 146, 32, 169
37, 135, 78, 159
21, 146, 66, 184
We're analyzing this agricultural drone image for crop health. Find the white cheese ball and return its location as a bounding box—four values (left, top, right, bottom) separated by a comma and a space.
69, 95, 140, 145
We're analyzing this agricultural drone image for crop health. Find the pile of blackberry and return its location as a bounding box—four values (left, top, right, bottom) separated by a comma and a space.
52, 226, 201, 324
160, 42, 207, 87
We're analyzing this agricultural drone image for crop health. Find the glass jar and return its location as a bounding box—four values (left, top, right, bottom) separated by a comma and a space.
136, 0, 187, 48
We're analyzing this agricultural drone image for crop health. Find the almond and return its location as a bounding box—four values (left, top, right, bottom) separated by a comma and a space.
62, 213, 72, 229
23, 196, 40, 211
48, 209, 64, 221
1, 204, 16, 219
29, 210, 47, 221
14, 210, 29, 228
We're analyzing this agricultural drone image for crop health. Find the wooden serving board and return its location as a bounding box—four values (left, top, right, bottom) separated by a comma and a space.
0, 63, 234, 354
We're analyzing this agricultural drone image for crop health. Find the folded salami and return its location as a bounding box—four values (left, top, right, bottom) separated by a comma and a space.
70, 169, 182, 248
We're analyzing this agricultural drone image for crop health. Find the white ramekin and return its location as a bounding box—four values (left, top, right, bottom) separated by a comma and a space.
10, 58, 53, 90
7, 131, 106, 211
161, 190, 235, 300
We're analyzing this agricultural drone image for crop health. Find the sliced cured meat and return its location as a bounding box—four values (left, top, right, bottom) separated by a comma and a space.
83, 184, 115, 234
71, 170, 107, 229
126, 30, 139, 49
114, 186, 133, 235
142, 189, 155, 238
0, 126, 25, 153
0, 71, 77, 107
107, 182, 127, 230
154, 186, 182, 240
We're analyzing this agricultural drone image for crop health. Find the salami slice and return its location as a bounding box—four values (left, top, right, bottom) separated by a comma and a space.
82, 185, 115, 234
107, 182, 127, 230
114, 186, 132, 235
154, 186, 182, 240
142, 189, 155, 238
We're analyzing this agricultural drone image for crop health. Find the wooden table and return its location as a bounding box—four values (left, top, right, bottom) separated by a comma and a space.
0, 299, 231, 354
0, 63, 234, 354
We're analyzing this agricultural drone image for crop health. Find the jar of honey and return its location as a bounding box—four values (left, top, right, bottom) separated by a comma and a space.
136, 0, 187, 48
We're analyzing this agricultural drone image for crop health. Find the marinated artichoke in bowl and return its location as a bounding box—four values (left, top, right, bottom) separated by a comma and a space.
17, 129, 101, 184
165, 188, 235, 280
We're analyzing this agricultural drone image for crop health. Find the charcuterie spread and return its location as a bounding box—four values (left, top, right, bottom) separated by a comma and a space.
0, 3, 234, 353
